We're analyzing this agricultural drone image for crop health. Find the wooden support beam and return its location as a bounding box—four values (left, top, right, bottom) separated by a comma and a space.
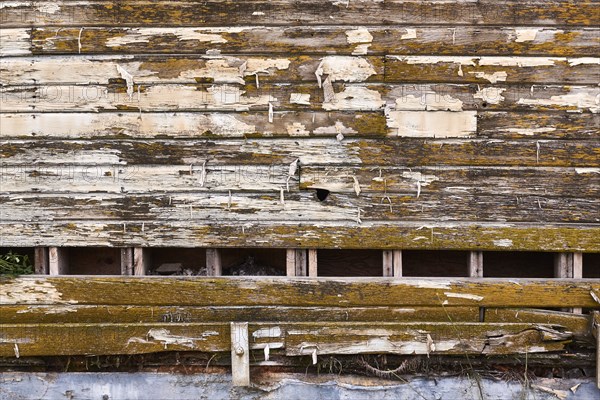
383, 250, 402, 277
591, 312, 600, 389
230, 322, 250, 387
206, 249, 222, 276
308, 249, 318, 277
555, 252, 582, 313
133, 248, 148, 276
469, 251, 484, 278
33, 248, 49, 275
48, 248, 68, 275
286, 249, 307, 276
120, 248, 134, 276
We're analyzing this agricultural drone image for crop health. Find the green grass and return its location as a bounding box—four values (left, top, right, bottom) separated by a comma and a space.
0, 251, 33, 275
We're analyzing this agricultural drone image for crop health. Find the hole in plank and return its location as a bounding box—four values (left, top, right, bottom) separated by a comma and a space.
583, 253, 600, 278
317, 250, 382, 277
483, 251, 554, 278
402, 250, 469, 277
315, 189, 330, 201
146, 248, 207, 276
221, 248, 286, 276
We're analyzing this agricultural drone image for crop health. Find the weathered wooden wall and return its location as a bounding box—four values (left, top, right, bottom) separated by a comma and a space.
1, 1, 599, 250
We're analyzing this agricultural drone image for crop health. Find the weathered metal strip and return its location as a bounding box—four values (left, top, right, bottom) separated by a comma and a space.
2, 276, 599, 307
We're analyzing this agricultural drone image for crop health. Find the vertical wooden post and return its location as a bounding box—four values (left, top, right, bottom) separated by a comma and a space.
383, 250, 402, 277
591, 311, 600, 389
120, 248, 134, 275
206, 249, 222, 276
555, 252, 581, 313
48, 247, 68, 275
308, 249, 318, 277
133, 248, 148, 276
34, 247, 49, 274
286, 249, 307, 276
230, 322, 250, 386
468, 251, 484, 278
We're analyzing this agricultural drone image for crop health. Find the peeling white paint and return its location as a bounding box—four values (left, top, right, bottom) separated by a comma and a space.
468, 71, 508, 84
514, 29, 540, 42
474, 87, 506, 105
253, 327, 282, 339
401, 28, 417, 40
444, 292, 484, 302
478, 57, 559, 67
493, 239, 514, 247
244, 58, 291, 76
394, 93, 464, 111
345, 28, 373, 55
316, 56, 376, 83
145, 328, 219, 349
36, 3, 60, 14
567, 57, 600, 67
517, 87, 600, 113
387, 111, 477, 138
575, 168, 600, 174
290, 93, 311, 105
16, 305, 78, 314
116, 65, 134, 99
323, 86, 384, 111
286, 122, 310, 136
313, 121, 358, 135
105, 27, 246, 47
0, 279, 74, 305
0, 29, 31, 56
504, 127, 557, 136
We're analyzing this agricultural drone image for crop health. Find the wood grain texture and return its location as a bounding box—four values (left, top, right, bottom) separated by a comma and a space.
2, 27, 597, 57
2, 1, 597, 27
0, 222, 598, 250
2, 276, 599, 308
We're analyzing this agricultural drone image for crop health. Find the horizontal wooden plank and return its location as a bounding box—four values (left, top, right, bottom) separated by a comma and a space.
2, 83, 598, 113
2, 1, 597, 27
2, 277, 600, 307
0, 322, 572, 357
2, 55, 598, 86
485, 308, 592, 341
1, 111, 596, 140
300, 166, 600, 197
0, 112, 388, 139
1, 192, 598, 224
2, 27, 597, 57
284, 322, 572, 356
0, 165, 292, 193
0, 221, 598, 250
2, 139, 598, 167
0, 305, 479, 324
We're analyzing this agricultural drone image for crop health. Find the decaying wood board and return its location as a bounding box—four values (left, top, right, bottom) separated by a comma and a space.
2, 139, 599, 167
0, 305, 480, 325
3, 27, 597, 56
2, 1, 597, 27
2, 112, 597, 140
1, 192, 598, 224
2, 277, 599, 308
2, 55, 598, 85
0, 322, 574, 358
1, 222, 598, 250
2, 83, 599, 113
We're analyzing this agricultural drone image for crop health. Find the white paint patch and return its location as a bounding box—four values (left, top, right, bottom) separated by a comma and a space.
399, 280, 452, 290
517, 87, 600, 113
146, 328, 219, 349
444, 292, 484, 302
0, 279, 73, 305
36, 3, 60, 14
316, 56, 376, 83
252, 11, 265, 16
468, 71, 508, 84
345, 28, 373, 55
493, 239, 514, 247
401, 29, 417, 40
401, 171, 440, 187
390, 56, 477, 66
515, 28, 540, 42
313, 121, 358, 135
0, 29, 31, 56
575, 168, 600, 174
252, 327, 282, 339
474, 87, 506, 105
567, 57, 600, 67
286, 122, 310, 136
244, 58, 291, 76
116, 65, 134, 99
478, 57, 559, 67
16, 305, 77, 314
323, 86, 384, 111
394, 93, 464, 111
290, 93, 311, 105
105, 27, 246, 47
387, 111, 477, 138
504, 127, 557, 135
